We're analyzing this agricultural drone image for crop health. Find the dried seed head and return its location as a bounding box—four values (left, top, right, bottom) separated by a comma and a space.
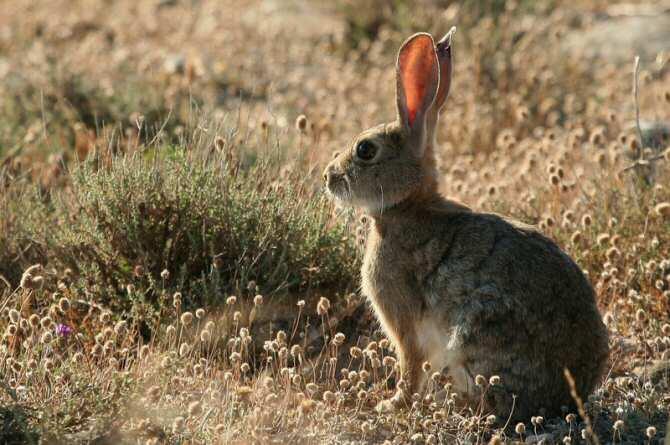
606, 247, 620, 261
596, 233, 610, 247
306, 382, 318, 394
571, 231, 582, 244
100, 312, 111, 324
297, 300, 306, 308
333, 332, 346, 346
323, 390, 336, 403
173, 292, 182, 308
40, 331, 53, 344
29, 314, 39, 328
114, 321, 127, 336
8, 309, 20, 324
295, 114, 308, 133
613, 419, 624, 430
254, 294, 263, 306
20, 264, 44, 289
179, 342, 190, 357
180, 312, 194, 326
40, 316, 53, 330
226, 296, 237, 305
91, 343, 103, 356
160, 269, 170, 280
316, 297, 330, 315
166, 325, 176, 337
515, 422, 526, 435
489, 375, 501, 385
195, 308, 206, 319
646, 426, 656, 438
172, 416, 185, 433
200, 329, 211, 343
422, 361, 432, 373
635, 308, 647, 324
475, 374, 487, 387
654, 202, 670, 218
291, 344, 303, 357
275, 330, 287, 345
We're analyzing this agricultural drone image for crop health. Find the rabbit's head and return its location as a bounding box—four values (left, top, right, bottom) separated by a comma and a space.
324, 29, 455, 213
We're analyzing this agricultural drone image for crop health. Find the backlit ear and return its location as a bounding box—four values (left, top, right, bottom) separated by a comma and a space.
396, 33, 439, 136
433, 27, 455, 116
426, 26, 455, 141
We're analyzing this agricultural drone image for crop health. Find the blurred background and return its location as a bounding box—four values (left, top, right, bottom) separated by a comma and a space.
1, 1, 670, 443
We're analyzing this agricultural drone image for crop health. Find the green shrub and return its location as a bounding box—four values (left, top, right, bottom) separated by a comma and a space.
38, 138, 358, 312
0, 177, 49, 288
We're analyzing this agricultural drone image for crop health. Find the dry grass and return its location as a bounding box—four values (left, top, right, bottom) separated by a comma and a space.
1, 0, 670, 443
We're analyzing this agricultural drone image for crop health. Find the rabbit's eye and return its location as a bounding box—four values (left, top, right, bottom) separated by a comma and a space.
355, 140, 377, 161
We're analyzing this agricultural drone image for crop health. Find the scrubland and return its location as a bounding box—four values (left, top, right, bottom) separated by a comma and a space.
1, 0, 670, 443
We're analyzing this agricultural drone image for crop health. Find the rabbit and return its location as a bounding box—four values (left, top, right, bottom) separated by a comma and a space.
322, 28, 609, 420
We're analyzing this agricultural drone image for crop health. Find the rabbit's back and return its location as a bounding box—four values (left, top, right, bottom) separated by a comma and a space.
423, 210, 608, 418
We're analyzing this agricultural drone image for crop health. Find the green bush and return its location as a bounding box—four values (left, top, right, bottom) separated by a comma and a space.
0, 177, 49, 289
36, 139, 358, 312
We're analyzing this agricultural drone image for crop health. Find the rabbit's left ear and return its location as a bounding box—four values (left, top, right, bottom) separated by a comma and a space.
396, 33, 439, 149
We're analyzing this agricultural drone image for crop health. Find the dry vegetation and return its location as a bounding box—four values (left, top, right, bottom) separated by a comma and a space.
1, 0, 670, 443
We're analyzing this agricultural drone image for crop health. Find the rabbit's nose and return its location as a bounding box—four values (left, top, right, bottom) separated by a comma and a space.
323, 164, 340, 186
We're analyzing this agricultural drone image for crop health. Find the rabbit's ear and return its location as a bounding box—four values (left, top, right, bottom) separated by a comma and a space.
396, 33, 439, 147
432, 28, 455, 115
425, 27, 455, 145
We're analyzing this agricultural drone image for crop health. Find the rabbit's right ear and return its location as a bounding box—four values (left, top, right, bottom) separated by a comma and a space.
396, 33, 439, 153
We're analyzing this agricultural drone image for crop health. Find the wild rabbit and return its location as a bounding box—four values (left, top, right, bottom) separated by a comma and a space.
323, 28, 609, 419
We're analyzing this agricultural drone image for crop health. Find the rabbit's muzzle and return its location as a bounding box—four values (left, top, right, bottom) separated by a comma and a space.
323, 163, 349, 201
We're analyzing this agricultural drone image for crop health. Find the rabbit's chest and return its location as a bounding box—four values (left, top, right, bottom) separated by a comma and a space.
361, 235, 430, 315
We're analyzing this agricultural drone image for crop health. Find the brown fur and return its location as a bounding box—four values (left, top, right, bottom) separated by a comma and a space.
323, 30, 609, 419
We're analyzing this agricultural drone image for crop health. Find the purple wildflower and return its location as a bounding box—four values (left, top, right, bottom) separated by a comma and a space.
55, 323, 73, 337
